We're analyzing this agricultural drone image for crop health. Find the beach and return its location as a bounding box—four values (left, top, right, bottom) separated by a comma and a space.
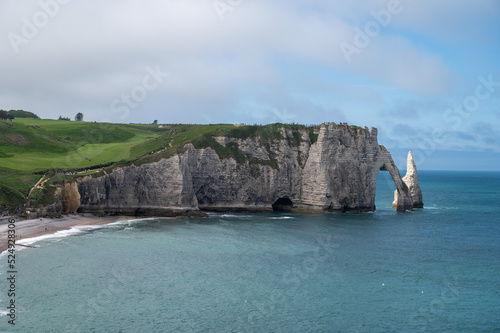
0, 214, 131, 253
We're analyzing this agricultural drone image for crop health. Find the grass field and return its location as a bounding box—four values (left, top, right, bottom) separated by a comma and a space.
0, 131, 160, 171
0, 118, 164, 167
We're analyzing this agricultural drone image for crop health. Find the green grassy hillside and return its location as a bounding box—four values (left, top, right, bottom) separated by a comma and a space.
0, 119, 161, 167
0, 119, 167, 209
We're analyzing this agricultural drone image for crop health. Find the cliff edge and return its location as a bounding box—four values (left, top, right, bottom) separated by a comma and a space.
39, 123, 421, 215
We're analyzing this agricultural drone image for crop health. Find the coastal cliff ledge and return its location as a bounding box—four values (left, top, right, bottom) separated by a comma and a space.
38, 123, 422, 216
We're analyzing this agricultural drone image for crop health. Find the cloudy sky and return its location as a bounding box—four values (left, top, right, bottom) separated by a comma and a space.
1, 0, 499, 170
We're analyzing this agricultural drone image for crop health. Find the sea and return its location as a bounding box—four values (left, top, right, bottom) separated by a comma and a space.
0, 171, 499, 332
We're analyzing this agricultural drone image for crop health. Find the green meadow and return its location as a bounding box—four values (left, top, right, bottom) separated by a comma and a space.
0, 118, 166, 169
0, 131, 160, 171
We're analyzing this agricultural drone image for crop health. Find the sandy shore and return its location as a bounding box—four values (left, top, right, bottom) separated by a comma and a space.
0, 214, 135, 253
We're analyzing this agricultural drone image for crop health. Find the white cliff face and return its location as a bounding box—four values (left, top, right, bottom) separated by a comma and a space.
300, 124, 382, 211
76, 156, 199, 216
44, 124, 420, 216
393, 151, 424, 209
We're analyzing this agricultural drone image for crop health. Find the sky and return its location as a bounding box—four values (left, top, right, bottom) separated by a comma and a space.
1, 0, 499, 170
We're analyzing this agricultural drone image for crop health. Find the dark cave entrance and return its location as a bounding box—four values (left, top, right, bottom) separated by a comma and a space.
272, 197, 294, 211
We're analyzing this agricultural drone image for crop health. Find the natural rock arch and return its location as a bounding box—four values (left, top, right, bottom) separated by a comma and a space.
45, 124, 423, 216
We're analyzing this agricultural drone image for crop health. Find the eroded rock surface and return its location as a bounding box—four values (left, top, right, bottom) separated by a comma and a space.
42, 124, 420, 216
393, 151, 423, 209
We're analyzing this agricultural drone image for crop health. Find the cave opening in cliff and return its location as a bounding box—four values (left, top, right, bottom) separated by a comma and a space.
272, 197, 294, 211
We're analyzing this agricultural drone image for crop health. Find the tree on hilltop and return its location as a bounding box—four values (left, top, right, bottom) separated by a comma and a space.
0, 110, 14, 121
75, 112, 84, 122
0, 110, 8, 120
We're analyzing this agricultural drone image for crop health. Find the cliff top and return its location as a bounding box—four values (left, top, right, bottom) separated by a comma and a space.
0, 119, 370, 209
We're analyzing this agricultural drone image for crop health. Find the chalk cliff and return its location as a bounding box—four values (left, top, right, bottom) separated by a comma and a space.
42, 123, 421, 215
393, 151, 424, 209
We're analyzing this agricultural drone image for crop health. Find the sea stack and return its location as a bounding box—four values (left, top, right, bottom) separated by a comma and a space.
393, 151, 423, 209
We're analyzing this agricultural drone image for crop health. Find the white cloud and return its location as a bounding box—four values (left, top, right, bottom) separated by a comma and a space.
0, 0, 498, 154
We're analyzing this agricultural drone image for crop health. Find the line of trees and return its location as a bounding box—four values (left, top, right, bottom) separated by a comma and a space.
0, 109, 87, 122
58, 113, 84, 121
0, 109, 39, 120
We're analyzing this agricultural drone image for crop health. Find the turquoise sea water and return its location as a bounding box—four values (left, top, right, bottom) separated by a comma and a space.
0, 171, 499, 332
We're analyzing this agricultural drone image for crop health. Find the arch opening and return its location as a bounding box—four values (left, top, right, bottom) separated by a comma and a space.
375, 169, 397, 210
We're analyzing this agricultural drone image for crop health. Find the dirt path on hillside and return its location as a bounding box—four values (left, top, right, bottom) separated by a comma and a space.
28, 175, 46, 197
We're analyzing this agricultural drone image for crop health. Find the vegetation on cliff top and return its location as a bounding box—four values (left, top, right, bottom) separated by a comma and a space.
0, 119, 357, 210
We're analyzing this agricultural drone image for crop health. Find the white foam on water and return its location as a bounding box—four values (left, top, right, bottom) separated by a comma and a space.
0, 217, 180, 256
16, 225, 103, 248
105, 217, 174, 227
213, 214, 254, 219
269, 216, 295, 220
106, 219, 140, 227
0, 310, 9, 316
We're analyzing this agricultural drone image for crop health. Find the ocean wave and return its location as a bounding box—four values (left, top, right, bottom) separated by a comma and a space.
218, 214, 256, 219
106, 218, 144, 227
16, 225, 103, 248
0, 310, 9, 316
269, 216, 295, 220
104, 217, 168, 228
0, 219, 152, 256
